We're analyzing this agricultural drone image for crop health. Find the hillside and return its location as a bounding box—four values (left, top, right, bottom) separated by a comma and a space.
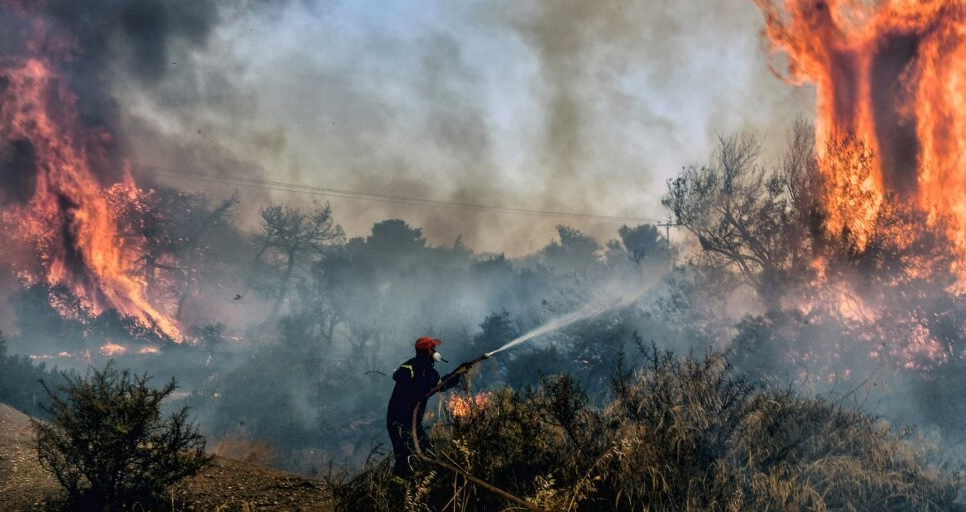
0, 403, 333, 512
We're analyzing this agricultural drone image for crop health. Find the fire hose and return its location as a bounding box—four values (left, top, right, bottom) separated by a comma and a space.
408, 353, 550, 512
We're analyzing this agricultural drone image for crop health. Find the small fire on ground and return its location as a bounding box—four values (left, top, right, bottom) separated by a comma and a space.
446, 393, 490, 418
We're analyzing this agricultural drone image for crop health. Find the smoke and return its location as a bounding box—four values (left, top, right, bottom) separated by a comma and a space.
43, 0, 218, 110
3, 0, 811, 256
0, 139, 36, 204
0, 0, 300, 207
1, 0, 217, 133
870, 32, 922, 197
0, 0, 238, 209
490, 0, 813, 216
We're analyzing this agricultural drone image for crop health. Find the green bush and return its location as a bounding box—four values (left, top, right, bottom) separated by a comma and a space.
0, 331, 66, 417
33, 361, 212, 511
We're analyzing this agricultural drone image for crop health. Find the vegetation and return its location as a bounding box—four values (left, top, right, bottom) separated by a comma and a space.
33, 362, 212, 511
0, 332, 64, 417
327, 347, 964, 512
2, 119, 966, 510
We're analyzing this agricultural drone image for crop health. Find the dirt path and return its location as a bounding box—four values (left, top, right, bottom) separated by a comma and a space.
0, 404, 334, 512
0, 403, 57, 510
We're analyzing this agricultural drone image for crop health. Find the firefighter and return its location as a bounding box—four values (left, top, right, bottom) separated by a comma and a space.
387, 336, 472, 483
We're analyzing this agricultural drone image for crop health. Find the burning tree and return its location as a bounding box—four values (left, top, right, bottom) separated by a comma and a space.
662, 0, 966, 393
662, 112, 966, 379
113, 189, 239, 322
663, 123, 821, 300
0, 3, 183, 339
755, 0, 966, 281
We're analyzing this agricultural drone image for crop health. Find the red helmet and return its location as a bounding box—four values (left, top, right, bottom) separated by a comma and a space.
415, 336, 441, 352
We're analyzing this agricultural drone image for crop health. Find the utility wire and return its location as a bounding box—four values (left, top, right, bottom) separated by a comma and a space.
132, 163, 665, 224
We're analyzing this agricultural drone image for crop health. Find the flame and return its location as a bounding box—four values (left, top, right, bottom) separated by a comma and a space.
755, 0, 966, 267
446, 392, 490, 418
0, 12, 180, 339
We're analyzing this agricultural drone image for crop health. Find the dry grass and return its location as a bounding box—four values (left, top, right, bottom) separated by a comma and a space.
211, 433, 281, 468
327, 347, 965, 512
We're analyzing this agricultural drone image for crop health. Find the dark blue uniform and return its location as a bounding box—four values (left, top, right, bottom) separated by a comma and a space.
386, 353, 461, 480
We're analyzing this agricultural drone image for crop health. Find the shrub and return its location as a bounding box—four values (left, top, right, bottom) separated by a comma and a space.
329, 347, 965, 512
325, 450, 399, 512
0, 331, 66, 417
33, 361, 212, 511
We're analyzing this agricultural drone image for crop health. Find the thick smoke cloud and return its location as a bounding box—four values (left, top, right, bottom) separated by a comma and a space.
0, 0, 227, 192
0, 139, 35, 204
0, 0, 299, 204
96, 0, 812, 255
500, 1, 635, 184
0, 1, 226, 126
2, 0, 813, 252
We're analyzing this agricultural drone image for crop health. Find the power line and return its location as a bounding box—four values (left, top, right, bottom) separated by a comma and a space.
136, 163, 661, 223
656, 215, 679, 250
132, 163, 665, 224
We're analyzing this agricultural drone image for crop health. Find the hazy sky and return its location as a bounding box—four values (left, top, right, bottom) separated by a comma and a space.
116, 0, 814, 255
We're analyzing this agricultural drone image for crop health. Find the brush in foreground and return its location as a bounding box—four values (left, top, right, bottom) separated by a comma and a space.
33, 361, 213, 511
328, 346, 964, 512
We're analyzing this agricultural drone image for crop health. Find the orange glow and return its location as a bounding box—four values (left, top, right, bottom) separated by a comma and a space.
756, 0, 966, 270
899, 324, 948, 370
100, 343, 127, 357
0, 14, 180, 338
446, 392, 490, 418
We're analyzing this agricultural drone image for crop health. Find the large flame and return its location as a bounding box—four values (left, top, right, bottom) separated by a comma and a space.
755, 0, 966, 263
0, 15, 180, 339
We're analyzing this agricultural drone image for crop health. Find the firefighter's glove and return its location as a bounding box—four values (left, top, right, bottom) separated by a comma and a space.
456, 362, 475, 374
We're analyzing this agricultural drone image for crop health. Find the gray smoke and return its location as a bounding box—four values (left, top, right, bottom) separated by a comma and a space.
3, 0, 816, 253
25, 0, 811, 254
